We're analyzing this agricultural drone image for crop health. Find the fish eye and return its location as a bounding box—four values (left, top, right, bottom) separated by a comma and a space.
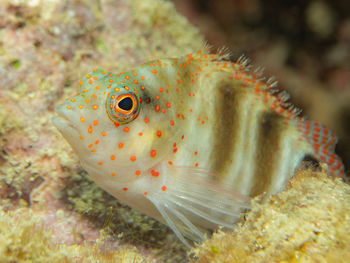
106, 90, 140, 124
118, 97, 133, 111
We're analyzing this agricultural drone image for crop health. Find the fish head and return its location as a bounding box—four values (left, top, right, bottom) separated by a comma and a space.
53, 69, 177, 183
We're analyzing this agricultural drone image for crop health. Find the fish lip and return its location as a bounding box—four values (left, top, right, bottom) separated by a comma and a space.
52, 109, 79, 133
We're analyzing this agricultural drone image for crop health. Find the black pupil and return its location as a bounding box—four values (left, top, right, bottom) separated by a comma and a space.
118, 97, 133, 111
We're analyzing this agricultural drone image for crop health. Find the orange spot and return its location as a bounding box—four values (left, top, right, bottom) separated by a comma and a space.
114, 122, 120, 128
111, 173, 116, 176
155, 95, 160, 100
78, 105, 83, 109
118, 143, 124, 148
95, 140, 99, 144
66, 106, 71, 109
144, 117, 149, 123
141, 76, 145, 80
135, 170, 141, 176
150, 150, 157, 157
79, 136, 84, 140
80, 117, 85, 122
161, 186, 167, 191
156, 130, 162, 137
95, 86, 100, 90
177, 79, 181, 84
168, 161, 173, 165
88, 125, 92, 133
92, 105, 98, 110
159, 87, 163, 92
91, 149, 97, 152
124, 86, 129, 90
141, 86, 145, 90
166, 102, 171, 108
155, 105, 160, 111
79, 80, 83, 85
125, 75, 130, 80
195, 163, 199, 167
123, 127, 130, 132
109, 79, 114, 83
86, 74, 91, 79
71, 98, 75, 102
130, 155, 136, 162
144, 192, 148, 195
138, 132, 143, 136
98, 161, 103, 165
93, 120, 98, 126
151, 170, 159, 177
151, 70, 157, 74
170, 120, 174, 126
101, 131, 106, 136
123, 187, 128, 191
194, 151, 198, 155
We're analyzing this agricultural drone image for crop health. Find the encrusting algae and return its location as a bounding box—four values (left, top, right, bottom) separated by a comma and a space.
192, 169, 350, 263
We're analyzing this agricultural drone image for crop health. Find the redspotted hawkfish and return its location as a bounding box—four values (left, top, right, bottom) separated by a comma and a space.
53, 49, 345, 247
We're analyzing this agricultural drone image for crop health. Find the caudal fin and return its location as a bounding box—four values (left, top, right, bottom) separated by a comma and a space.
300, 120, 345, 177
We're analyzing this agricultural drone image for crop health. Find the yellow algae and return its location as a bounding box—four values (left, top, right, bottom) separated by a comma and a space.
192, 169, 350, 263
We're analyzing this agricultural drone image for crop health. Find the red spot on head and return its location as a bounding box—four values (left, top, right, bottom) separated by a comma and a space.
151, 170, 159, 177
150, 149, 157, 157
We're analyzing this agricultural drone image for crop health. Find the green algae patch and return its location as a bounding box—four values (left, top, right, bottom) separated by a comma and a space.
192, 170, 350, 263
60, 170, 187, 262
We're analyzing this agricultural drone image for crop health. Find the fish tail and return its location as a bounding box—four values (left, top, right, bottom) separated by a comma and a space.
300, 120, 345, 177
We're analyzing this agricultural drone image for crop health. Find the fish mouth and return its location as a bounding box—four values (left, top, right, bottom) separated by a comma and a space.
52, 109, 80, 141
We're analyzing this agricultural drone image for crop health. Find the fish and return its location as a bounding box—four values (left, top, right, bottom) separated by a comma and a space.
52, 49, 345, 247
